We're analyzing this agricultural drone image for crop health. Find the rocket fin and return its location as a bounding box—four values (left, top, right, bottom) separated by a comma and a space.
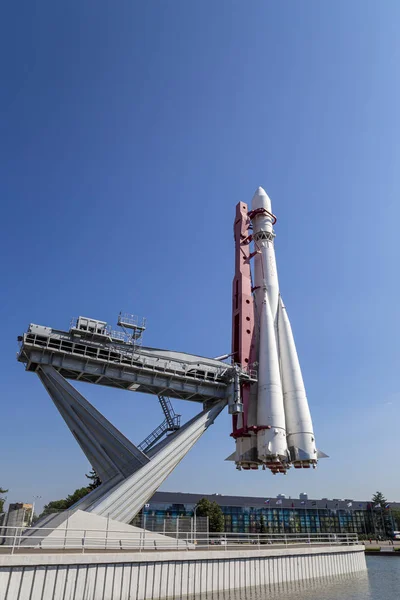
290, 446, 328, 461
290, 446, 315, 461
317, 449, 329, 459
225, 452, 236, 461
226, 439, 259, 463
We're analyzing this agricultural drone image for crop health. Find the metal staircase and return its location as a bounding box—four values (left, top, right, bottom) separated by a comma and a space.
138, 395, 181, 453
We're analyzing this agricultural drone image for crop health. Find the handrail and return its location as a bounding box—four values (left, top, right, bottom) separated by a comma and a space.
21, 332, 232, 385
0, 526, 359, 555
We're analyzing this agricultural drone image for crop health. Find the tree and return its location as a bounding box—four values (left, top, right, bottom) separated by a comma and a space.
372, 492, 387, 508
195, 498, 225, 533
41, 499, 68, 516
259, 514, 267, 534
371, 492, 392, 538
41, 486, 91, 517
0, 487, 8, 514
40, 468, 104, 518
85, 469, 101, 491
65, 487, 91, 507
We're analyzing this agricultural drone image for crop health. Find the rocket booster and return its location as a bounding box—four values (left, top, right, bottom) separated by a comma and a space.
252, 188, 288, 469
229, 187, 325, 474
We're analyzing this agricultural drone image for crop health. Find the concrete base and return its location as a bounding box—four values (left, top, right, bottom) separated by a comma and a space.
22, 510, 190, 550
0, 545, 366, 600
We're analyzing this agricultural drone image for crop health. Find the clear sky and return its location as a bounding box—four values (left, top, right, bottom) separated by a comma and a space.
2, 1, 400, 512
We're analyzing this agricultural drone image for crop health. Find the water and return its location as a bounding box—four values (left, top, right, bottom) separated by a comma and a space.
196, 557, 400, 600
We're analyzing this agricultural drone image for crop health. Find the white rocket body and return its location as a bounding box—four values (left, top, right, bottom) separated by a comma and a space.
249, 187, 319, 471
251, 191, 280, 319
276, 297, 317, 464
251, 190, 287, 465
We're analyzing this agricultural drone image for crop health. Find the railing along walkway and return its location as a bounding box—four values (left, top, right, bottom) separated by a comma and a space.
0, 527, 359, 555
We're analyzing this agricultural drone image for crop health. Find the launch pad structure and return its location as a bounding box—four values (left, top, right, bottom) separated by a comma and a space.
17, 318, 240, 532
17, 187, 324, 538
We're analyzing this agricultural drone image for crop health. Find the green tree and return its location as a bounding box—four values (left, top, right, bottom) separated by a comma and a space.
371, 492, 392, 538
41, 486, 91, 517
0, 487, 8, 513
259, 514, 267, 534
39, 470, 104, 519
195, 498, 225, 533
85, 469, 101, 491
41, 499, 69, 516
372, 492, 387, 508
65, 487, 91, 507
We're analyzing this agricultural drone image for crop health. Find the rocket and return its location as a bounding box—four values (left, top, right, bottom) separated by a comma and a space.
229, 187, 326, 474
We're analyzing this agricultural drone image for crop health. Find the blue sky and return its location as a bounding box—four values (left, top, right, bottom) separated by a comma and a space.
2, 1, 400, 511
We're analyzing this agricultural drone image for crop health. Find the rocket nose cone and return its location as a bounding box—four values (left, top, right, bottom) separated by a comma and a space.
251, 186, 272, 212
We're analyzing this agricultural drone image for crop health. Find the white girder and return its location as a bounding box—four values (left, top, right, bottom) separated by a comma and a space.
38, 365, 150, 484
33, 365, 226, 528
86, 401, 226, 522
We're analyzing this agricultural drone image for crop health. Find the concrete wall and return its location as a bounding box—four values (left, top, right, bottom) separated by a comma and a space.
0, 545, 366, 600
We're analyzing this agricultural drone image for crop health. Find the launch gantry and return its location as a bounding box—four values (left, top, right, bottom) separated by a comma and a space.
16, 187, 325, 546
17, 311, 253, 534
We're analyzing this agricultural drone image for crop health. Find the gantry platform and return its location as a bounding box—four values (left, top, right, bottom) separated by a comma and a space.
17, 321, 255, 403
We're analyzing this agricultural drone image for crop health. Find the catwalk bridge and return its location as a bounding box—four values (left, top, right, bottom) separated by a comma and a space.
18, 316, 254, 403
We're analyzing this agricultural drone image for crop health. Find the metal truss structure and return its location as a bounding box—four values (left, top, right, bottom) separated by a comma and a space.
17, 317, 253, 531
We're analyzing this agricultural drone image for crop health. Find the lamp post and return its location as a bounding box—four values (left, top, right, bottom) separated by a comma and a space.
30, 496, 42, 526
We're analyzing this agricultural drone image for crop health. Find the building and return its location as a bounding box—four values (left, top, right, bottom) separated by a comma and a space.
0, 503, 33, 546
143, 491, 400, 537
6, 503, 33, 528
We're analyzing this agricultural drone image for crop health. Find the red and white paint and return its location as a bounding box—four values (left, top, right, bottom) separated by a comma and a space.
230, 187, 325, 474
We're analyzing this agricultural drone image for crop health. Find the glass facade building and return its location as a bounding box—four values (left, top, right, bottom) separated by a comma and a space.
142, 492, 400, 537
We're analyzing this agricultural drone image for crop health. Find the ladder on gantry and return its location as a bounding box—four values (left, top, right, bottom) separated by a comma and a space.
138, 396, 181, 453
